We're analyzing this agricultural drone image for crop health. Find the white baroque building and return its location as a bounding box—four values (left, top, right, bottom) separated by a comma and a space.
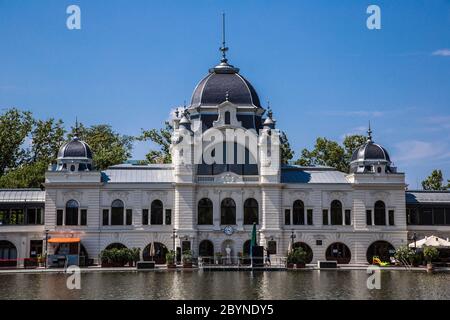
1, 48, 450, 267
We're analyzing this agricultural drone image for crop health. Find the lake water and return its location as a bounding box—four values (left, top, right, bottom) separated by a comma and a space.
1, 270, 449, 300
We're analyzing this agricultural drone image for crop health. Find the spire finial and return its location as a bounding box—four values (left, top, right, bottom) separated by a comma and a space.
219, 12, 229, 63
267, 101, 273, 118
367, 121, 373, 143
74, 117, 80, 139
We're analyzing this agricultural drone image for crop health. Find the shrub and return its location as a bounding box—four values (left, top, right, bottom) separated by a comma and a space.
287, 247, 307, 264
423, 246, 439, 263
166, 250, 176, 264
394, 246, 415, 265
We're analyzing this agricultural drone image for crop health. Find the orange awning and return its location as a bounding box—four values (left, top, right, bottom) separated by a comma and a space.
48, 237, 80, 244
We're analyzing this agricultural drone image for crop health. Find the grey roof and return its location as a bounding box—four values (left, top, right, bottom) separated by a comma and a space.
102, 165, 174, 183
281, 166, 349, 184
191, 64, 261, 108
351, 142, 390, 163
406, 191, 450, 204
0, 189, 45, 203
58, 138, 93, 159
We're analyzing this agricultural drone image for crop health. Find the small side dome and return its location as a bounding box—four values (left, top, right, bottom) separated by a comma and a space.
55, 127, 94, 172
349, 126, 395, 174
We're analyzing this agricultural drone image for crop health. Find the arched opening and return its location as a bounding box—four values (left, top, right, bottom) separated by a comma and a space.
111, 199, 124, 225
151, 200, 163, 225
330, 200, 343, 225
374, 201, 386, 225
55, 244, 89, 266
199, 240, 214, 264
105, 243, 127, 250
326, 242, 351, 264
243, 198, 258, 225
0, 241, 17, 267
293, 242, 313, 264
293, 200, 305, 225
143, 242, 168, 264
367, 241, 395, 264
221, 198, 236, 225
65, 199, 79, 226
198, 198, 213, 225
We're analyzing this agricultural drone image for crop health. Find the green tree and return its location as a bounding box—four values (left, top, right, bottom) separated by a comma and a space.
138, 121, 173, 164
70, 124, 133, 170
296, 134, 366, 173
29, 118, 66, 164
280, 131, 294, 164
0, 161, 48, 188
0, 108, 33, 175
421, 169, 449, 191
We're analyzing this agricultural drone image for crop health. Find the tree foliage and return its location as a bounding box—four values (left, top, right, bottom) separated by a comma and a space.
421, 169, 449, 191
138, 121, 173, 164
0, 108, 33, 175
69, 123, 134, 170
296, 135, 366, 173
280, 131, 294, 165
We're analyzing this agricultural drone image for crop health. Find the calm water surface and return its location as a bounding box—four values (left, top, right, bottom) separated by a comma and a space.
1, 270, 449, 300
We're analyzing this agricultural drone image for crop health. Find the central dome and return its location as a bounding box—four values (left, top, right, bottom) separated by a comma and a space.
190, 62, 261, 108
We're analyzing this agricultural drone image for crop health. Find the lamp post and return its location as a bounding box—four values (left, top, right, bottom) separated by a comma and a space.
44, 229, 49, 269
290, 230, 296, 252
171, 229, 177, 252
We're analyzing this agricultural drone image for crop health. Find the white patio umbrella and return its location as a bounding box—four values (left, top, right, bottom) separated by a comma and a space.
149, 242, 155, 261
409, 235, 450, 249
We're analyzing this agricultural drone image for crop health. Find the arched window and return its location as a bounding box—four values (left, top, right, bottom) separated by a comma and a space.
293, 200, 305, 225
198, 198, 213, 225
330, 200, 343, 225
0, 240, 17, 267
243, 198, 258, 225
65, 200, 79, 226
326, 242, 351, 264
221, 198, 236, 225
111, 199, 124, 225
151, 200, 163, 225
374, 201, 386, 225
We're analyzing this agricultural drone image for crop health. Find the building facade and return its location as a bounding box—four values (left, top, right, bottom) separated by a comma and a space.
1, 52, 450, 267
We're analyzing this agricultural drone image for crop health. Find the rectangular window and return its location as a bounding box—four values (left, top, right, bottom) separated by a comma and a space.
0, 209, 8, 225
80, 209, 87, 226
10, 209, 24, 225
366, 210, 372, 226
102, 209, 109, 226
307, 209, 313, 225
433, 208, 445, 225
37, 208, 43, 225
142, 209, 149, 225
26, 208, 36, 225
57, 209, 63, 226
322, 209, 328, 225
126, 209, 132, 225
388, 210, 395, 226
446, 208, 450, 225
284, 209, 291, 225
421, 208, 433, 225
165, 209, 172, 225
345, 210, 351, 225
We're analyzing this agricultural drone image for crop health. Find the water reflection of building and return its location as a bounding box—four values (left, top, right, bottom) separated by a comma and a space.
1, 44, 450, 268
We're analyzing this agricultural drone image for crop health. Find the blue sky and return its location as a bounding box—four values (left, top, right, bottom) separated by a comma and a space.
1, 0, 450, 188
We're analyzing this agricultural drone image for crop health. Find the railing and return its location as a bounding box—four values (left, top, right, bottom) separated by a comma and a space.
197, 256, 286, 267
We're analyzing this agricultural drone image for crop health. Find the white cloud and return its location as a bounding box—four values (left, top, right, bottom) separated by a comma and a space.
393, 140, 450, 163
425, 116, 450, 130
318, 110, 384, 118
432, 49, 450, 57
